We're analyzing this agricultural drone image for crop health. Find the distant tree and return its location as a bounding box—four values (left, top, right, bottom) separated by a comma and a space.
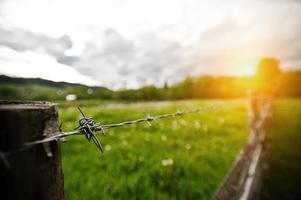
255, 57, 282, 95
164, 81, 168, 90
256, 57, 281, 82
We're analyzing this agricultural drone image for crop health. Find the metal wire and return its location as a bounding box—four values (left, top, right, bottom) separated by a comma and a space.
0, 101, 249, 172
1, 104, 224, 160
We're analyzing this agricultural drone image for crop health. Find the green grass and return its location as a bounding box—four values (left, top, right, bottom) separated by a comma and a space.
261, 99, 301, 200
59, 100, 248, 200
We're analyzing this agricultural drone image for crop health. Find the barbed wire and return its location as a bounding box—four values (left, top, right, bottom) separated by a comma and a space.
1, 103, 230, 164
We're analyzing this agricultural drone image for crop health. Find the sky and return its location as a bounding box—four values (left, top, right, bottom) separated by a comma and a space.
0, 0, 301, 88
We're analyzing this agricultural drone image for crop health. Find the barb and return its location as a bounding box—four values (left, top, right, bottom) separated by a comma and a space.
0, 103, 229, 158
76, 107, 104, 153
101, 109, 186, 129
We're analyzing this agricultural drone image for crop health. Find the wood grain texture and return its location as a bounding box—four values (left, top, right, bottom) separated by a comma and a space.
0, 100, 64, 200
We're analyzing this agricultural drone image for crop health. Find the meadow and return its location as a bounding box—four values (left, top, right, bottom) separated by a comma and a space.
58, 100, 248, 200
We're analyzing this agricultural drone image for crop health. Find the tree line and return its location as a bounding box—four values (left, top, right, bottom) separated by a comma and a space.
1, 58, 300, 101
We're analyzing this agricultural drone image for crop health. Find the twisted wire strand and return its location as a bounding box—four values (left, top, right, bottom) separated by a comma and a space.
0, 102, 237, 163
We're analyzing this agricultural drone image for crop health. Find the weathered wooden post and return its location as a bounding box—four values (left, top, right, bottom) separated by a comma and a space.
0, 101, 64, 200
212, 95, 273, 200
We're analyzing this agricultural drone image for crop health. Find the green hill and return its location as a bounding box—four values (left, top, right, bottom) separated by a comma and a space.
0, 75, 113, 100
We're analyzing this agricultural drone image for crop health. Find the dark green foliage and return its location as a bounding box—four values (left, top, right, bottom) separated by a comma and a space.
0, 75, 114, 100
277, 71, 301, 97
261, 99, 301, 200
1, 71, 301, 101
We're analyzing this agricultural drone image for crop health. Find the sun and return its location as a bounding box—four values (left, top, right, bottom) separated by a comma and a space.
240, 63, 256, 76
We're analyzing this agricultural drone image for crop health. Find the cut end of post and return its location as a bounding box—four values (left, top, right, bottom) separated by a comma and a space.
0, 100, 57, 110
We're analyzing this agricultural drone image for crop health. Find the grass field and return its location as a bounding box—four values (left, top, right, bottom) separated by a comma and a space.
261, 99, 301, 200
58, 100, 248, 200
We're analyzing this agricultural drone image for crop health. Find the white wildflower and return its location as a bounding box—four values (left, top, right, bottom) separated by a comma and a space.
179, 119, 187, 127
138, 156, 144, 162
161, 135, 167, 141
161, 158, 173, 166
105, 144, 112, 151
218, 118, 225, 125
122, 139, 128, 146
185, 143, 191, 150
203, 124, 208, 132
172, 121, 178, 130
194, 121, 201, 129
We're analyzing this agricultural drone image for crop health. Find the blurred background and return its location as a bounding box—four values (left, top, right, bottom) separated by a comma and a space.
0, 0, 300, 200
0, 0, 301, 100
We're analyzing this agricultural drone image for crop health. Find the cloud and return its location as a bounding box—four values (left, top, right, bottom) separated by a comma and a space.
1, 0, 301, 87
0, 25, 196, 87
0, 46, 98, 85
0, 25, 75, 63
193, 5, 301, 74
71, 28, 196, 87
70, 0, 301, 87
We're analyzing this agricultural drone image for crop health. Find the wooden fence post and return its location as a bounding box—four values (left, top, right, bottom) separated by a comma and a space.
212, 95, 272, 200
0, 101, 64, 200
